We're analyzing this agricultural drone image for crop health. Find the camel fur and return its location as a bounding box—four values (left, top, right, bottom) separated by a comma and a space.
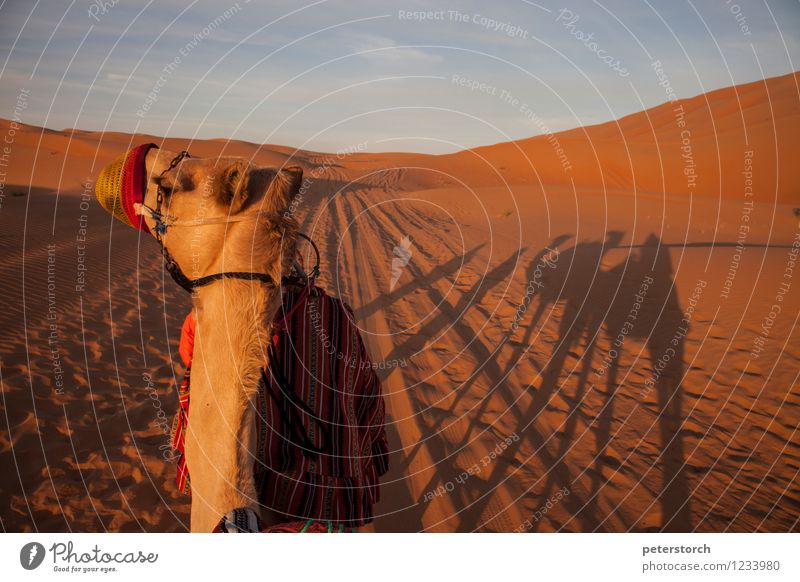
140, 148, 301, 532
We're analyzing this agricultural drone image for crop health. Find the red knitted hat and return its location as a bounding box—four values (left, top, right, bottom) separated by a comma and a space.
95, 143, 159, 232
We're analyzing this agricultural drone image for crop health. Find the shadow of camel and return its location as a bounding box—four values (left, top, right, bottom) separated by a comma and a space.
368, 247, 526, 531
425, 232, 690, 532
450, 232, 632, 531
368, 231, 690, 531
518, 232, 690, 531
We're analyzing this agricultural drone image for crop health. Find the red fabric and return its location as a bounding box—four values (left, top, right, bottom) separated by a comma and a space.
172, 281, 389, 526
172, 313, 194, 495
121, 143, 156, 233
179, 313, 195, 367
262, 520, 354, 533
211, 518, 353, 533
171, 368, 192, 495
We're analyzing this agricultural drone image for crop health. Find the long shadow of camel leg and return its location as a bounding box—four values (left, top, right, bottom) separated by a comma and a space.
457, 241, 619, 531
516, 235, 573, 364
582, 338, 621, 529
529, 309, 603, 531
378, 250, 526, 520
457, 300, 605, 532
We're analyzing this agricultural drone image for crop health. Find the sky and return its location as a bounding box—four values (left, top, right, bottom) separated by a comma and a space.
1, 0, 798, 154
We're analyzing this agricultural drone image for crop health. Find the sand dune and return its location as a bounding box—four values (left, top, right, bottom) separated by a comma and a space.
1, 72, 798, 532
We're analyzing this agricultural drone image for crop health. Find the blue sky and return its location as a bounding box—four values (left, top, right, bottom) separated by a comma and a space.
1, 0, 798, 153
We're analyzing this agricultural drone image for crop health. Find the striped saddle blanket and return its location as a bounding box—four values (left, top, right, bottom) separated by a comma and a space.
171, 281, 389, 530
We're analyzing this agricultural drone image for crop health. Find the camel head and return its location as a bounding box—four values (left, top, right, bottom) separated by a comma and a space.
96, 143, 303, 288
96, 145, 306, 530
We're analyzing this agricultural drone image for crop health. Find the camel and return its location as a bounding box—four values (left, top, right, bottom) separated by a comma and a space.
99, 145, 303, 532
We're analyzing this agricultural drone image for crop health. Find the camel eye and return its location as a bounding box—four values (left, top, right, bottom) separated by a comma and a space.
153, 176, 175, 196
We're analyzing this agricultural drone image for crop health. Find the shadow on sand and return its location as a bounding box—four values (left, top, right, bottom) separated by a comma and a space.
374, 232, 691, 532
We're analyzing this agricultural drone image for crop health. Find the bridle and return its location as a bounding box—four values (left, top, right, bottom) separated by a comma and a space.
137, 150, 319, 293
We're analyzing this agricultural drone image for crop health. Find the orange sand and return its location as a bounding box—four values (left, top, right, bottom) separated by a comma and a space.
1, 72, 798, 532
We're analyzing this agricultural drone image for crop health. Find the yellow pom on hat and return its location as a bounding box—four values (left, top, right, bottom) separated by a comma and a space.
95, 151, 131, 227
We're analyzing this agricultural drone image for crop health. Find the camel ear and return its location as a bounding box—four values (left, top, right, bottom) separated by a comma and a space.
266, 166, 303, 213
217, 160, 251, 213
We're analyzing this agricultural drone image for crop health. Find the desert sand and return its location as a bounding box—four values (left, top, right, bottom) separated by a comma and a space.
1, 72, 798, 532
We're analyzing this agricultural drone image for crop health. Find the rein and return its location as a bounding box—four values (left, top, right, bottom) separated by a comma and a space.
139, 150, 319, 293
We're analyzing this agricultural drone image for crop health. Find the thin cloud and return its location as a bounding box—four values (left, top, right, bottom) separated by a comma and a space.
343, 32, 443, 64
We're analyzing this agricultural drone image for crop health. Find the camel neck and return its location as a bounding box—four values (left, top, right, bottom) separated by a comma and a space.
184, 280, 282, 532
192, 279, 278, 375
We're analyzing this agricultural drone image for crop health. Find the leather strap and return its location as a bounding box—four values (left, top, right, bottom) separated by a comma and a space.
161, 245, 276, 293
